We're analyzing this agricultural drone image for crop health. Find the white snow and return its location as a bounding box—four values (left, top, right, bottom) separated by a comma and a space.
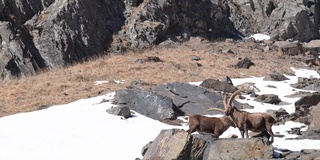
249, 33, 271, 41
94, 80, 109, 85
1, 67, 320, 159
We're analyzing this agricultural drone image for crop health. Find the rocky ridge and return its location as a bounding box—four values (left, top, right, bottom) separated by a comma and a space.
1, 0, 320, 79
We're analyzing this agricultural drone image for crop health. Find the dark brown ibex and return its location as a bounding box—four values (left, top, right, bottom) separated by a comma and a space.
207, 89, 276, 144
187, 114, 236, 138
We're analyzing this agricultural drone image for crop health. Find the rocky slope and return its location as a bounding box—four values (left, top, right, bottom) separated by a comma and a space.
0, 0, 320, 79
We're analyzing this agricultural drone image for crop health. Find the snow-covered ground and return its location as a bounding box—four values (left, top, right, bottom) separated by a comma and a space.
1, 67, 320, 159
249, 33, 271, 41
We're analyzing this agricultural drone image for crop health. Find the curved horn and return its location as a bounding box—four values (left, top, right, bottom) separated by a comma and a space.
223, 94, 228, 112
207, 107, 225, 113
227, 89, 247, 106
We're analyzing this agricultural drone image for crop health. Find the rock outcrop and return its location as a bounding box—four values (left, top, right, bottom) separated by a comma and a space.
254, 94, 282, 104
200, 78, 238, 93
143, 129, 274, 160
1, 0, 125, 78
106, 106, 132, 119
113, 87, 177, 121
113, 82, 242, 121
302, 102, 320, 139
291, 78, 320, 91
1, 0, 320, 78
263, 72, 290, 81
228, 0, 320, 42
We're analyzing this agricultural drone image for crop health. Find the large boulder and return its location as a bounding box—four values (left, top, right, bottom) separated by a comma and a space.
235, 57, 255, 69
152, 82, 243, 116
203, 137, 273, 160
303, 103, 320, 139
267, 108, 290, 125
294, 92, 320, 109
143, 129, 192, 160
290, 92, 320, 124
254, 94, 282, 104
200, 79, 238, 93
113, 87, 176, 121
263, 72, 289, 81
143, 129, 274, 160
273, 41, 303, 56
114, 82, 244, 121
303, 39, 320, 52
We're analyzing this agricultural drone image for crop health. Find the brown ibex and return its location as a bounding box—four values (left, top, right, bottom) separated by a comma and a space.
187, 114, 236, 138
207, 89, 275, 144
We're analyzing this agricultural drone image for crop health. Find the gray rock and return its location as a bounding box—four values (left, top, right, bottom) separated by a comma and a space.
2, 0, 320, 79
143, 129, 192, 160
191, 56, 201, 61
153, 82, 242, 116
141, 141, 152, 156
113, 88, 176, 121
145, 56, 163, 62
288, 127, 302, 135
25, 0, 125, 68
203, 138, 274, 160
286, 92, 320, 124
303, 103, 320, 139
130, 79, 156, 88
267, 108, 290, 125
236, 82, 261, 92
0, 0, 125, 78
254, 94, 282, 104
235, 57, 254, 69
0, 21, 47, 79
106, 106, 131, 119
284, 149, 320, 159
303, 40, 320, 51
295, 92, 320, 109
263, 72, 290, 81
114, 82, 245, 121
219, 76, 233, 85
291, 78, 320, 91
228, 1, 320, 42
200, 79, 238, 93
273, 41, 303, 56
143, 129, 274, 160
123, 0, 241, 48
0, 0, 53, 26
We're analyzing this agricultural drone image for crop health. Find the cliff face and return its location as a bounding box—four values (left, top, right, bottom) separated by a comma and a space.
228, 0, 320, 42
0, 0, 319, 79
0, 0, 126, 79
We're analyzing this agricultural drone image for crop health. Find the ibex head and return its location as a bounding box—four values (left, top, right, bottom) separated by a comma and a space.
208, 89, 249, 115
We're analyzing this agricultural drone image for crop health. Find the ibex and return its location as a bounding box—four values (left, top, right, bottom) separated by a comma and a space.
187, 114, 236, 138
207, 89, 275, 144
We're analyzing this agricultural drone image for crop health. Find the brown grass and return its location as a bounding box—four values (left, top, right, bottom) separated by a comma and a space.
0, 37, 310, 117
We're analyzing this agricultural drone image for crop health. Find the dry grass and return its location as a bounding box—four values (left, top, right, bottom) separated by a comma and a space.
0, 37, 310, 117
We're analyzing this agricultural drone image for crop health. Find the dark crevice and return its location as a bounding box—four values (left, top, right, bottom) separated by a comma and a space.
266, 1, 275, 17
5, 58, 21, 77
172, 104, 185, 116
177, 101, 191, 108
169, 89, 188, 98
